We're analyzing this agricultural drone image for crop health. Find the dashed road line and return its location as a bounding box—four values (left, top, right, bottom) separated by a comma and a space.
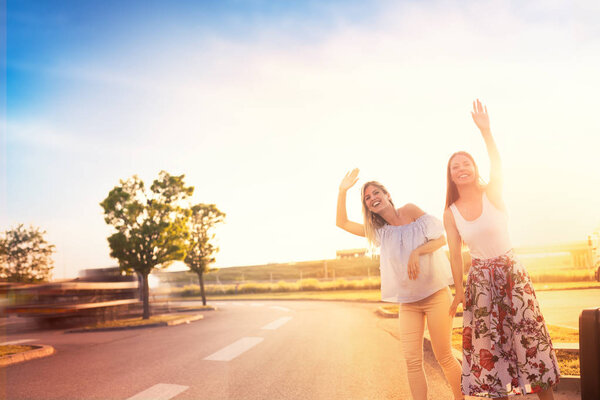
1, 339, 37, 345
126, 384, 189, 400
261, 317, 293, 330
204, 337, 264, 361
269, 306, 291, 312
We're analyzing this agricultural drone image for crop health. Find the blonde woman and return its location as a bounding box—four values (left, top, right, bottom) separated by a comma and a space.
444, 100, 560, 399
336, 169, 463, 400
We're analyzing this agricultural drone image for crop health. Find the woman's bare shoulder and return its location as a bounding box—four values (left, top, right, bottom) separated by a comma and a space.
400, 203, 425, 219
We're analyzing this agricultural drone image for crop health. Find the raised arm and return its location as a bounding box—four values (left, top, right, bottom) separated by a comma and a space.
444, 208, 465, 316
471, 99, 502, 197
336, 168, 365, 237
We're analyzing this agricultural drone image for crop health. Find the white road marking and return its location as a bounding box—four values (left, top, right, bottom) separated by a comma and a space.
261, 316, 293, 330
250, 302, 264, 307
269, 306, 291, 312
1, 339, 37, 345
204, 337, 264, 361
126, 384, 189, 400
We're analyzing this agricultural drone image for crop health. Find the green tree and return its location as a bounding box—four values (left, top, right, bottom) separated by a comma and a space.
185, 203, 225, 305
0, 224, 55, 283
100, 171, 193, 319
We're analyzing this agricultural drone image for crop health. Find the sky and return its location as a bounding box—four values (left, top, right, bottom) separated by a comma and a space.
2, 0, 600, 279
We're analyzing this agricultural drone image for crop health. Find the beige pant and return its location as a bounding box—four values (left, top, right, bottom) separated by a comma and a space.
398, 287, 462, 400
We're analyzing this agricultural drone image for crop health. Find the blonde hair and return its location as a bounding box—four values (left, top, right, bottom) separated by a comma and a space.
361, 181, 394, 248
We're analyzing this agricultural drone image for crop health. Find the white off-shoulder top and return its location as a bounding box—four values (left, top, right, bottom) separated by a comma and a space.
376, 214, 454, 303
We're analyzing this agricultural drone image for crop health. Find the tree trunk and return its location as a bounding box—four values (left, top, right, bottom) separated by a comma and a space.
142, 273, 150, 319
197, 271, 207, 306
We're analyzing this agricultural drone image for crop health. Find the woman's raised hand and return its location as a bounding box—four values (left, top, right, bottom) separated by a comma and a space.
471, 98, 490, 133
339, 168, 360, 192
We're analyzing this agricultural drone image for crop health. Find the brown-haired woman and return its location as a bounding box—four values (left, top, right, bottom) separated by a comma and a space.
444, 100, 560, 399
337, 170, 463, 400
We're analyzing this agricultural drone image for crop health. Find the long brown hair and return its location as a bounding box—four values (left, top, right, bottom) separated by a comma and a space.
445, 151, 485, 209
361, 181, 394, 247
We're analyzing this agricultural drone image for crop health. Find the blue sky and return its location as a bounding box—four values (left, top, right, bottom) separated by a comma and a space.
7, 0, 374, 111
3, 0, 600, 279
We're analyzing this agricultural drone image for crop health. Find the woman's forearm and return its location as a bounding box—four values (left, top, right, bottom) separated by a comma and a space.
481, 128, 503, 185
336, 189, 349, 228
413, 236, 446, 256
336, 189, 365, 236
449, 253, 464, 294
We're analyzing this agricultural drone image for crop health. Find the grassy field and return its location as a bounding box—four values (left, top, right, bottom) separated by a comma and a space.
155, 250, 599, 294
157, 248, 599, 283
156, 257, 380, 285
166, 278, 600, 299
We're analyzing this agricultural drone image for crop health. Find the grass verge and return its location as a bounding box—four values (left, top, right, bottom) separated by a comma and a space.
172, 289, 383, 302
0, 345, 35, 357
80, 313, 198, 330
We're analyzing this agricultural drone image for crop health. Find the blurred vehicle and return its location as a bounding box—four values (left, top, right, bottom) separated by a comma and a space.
4, 267, 140, 327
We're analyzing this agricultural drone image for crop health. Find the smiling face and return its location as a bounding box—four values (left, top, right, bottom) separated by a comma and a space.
449, 153, 478, 186
362, 183, 392, 214
445, 151, 481, 208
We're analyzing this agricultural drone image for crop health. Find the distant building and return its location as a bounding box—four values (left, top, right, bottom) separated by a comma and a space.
336, 248, 368, 259
589, 228, 600, 267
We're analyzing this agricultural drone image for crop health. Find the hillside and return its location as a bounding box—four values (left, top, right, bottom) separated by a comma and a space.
155, 257, 380, 286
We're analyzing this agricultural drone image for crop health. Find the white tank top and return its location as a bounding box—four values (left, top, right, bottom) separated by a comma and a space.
449, 193, 512, 260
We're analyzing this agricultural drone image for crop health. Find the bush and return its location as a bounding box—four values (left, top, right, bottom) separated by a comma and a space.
172, 276, 382, 296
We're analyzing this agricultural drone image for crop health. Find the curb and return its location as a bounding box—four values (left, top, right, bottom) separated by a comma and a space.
66, 314, 204, 333
171, 306, 216, 313
556, 375, 581, 393
0, 345, 55, 368
375, 307, 398, 318
151, 304, 217, 313
173, 297, 383, 304
422, 332, 580, 393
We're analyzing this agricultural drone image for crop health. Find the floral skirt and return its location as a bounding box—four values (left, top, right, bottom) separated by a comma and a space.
462, 250, 560, 398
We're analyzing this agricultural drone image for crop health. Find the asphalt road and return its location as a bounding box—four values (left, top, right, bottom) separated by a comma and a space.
3, 289, 597, 400
535, 288, 600, 329
3, 301, 455, 400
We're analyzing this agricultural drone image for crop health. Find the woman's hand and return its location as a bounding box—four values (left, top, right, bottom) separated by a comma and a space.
407, 250, 420, 280
471, 99, 490, 133
339, 168, 360, 192
449, 291, 465, 317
